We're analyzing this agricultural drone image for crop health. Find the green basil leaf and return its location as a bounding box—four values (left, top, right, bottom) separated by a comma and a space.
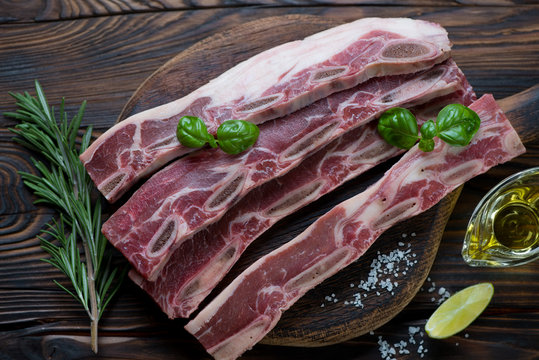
176, 116, 217, 149
418, 138, 435, 152
420, 120, 436, 140
377, 107, 419, 150
217, 119, 260, 155
436, 104, 481, 146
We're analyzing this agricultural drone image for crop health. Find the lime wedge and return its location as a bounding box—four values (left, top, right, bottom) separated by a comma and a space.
425, 282, 494, 339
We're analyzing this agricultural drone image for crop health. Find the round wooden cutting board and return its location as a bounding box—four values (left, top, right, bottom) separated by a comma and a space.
117, 15, 463, 347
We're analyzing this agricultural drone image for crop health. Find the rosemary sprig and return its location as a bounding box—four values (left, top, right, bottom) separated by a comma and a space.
5, 80, 126, 353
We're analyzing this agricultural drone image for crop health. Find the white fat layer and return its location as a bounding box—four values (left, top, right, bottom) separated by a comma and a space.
339, 185, 379, 219
111, 18, 449, 125
504, 128, 526, 156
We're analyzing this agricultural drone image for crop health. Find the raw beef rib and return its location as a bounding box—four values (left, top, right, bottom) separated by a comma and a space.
129, 88, 476, 319
80, 18, 451, 202
104, 61, 465, 281
185, 94, 525, 360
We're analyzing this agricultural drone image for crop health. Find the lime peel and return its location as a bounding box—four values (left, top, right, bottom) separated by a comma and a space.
425, 282, 494, 339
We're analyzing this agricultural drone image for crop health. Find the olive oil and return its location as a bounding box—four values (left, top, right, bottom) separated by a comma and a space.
462, 167, 539, 267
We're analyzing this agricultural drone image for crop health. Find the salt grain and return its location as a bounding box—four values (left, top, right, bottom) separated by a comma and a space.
340, 242, 418, 308
395, 340, 410, 355
424, 278, 452, 305
438, 287, 446, 295
373, 325, 428, 359
377, 337, 397, 360
321, 293, 339, 307
320, 240, 425, 339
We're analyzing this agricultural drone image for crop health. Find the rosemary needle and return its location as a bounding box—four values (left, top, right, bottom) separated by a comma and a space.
5, 80, 126, 353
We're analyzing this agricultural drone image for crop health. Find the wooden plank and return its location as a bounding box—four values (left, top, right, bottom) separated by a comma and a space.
0, 0, 536, 23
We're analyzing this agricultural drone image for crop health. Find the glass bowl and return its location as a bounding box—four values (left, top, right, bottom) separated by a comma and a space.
462, 167, 539, 267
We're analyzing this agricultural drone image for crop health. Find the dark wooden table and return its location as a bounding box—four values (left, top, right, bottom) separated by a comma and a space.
1, 1, 538, 359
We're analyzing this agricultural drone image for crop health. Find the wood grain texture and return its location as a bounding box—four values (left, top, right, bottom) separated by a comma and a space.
0, 5, 538, 360
1, 0, 537, 23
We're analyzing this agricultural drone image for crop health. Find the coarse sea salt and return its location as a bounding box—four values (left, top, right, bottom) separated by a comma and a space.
320, 241, 418, 308
352, 242, 417, 305
423, 277, 451, 305
354, 243, 414, 297
377, 336, 397, 360
372, 326, 428, 360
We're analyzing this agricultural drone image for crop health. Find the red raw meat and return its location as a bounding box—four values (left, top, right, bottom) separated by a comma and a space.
185, 94, 525, 360
104, 61, 466, 281
130, 87, 476, 319
80, 18, 451, 202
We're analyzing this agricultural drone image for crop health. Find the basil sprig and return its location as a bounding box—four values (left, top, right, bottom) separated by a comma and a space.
176, 116, 259, 155
377, 104, 480, 152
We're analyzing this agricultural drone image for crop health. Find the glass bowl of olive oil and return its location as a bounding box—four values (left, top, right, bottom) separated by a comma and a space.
462, 167, 539, 267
